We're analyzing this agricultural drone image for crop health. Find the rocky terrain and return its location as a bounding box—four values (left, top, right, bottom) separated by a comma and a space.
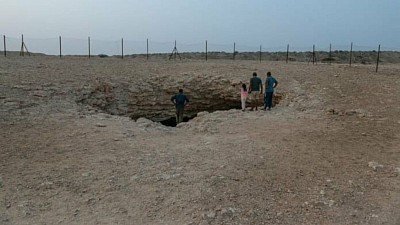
0, 56, 399, 224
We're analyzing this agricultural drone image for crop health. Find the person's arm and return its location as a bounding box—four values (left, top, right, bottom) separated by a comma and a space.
274, 80, 278, 88
184, 96, 189, 106
260, 80, 263, 94
171, 96, 176, 105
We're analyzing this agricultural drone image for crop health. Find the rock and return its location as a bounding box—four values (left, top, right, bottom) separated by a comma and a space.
205, 211, 216, 218
32, 91, 47, 97
197, 111, 209, 117
95, 123, 107, 127
221, 207, 239, 216
136, 117, 153, 124
394, 168, 400, 174
368, 162, 383, 171
345, 110, 357, 116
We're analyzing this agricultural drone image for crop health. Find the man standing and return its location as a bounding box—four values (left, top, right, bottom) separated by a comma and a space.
249, 72, 263, 111
171, 89, 189, 124
264, 72, 278, 110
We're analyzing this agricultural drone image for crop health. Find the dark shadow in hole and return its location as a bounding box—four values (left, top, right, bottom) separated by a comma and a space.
159, 115, 197, 127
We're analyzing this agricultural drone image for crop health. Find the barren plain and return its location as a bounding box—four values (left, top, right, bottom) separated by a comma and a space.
0, 56, 400, 225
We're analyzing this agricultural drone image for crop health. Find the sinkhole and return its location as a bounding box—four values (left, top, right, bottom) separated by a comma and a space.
78, 83, 284, 128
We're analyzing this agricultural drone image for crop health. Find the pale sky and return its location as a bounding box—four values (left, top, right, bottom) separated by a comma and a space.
2, 0, 400, 54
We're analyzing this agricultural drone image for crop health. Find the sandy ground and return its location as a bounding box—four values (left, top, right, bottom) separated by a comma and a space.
0, 56, 400, 225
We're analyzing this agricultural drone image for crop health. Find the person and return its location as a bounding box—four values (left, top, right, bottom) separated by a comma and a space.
249, 72, 263, 111
240, 83, 248, 111
171, 89, 189, 124
264, 72, 278, 110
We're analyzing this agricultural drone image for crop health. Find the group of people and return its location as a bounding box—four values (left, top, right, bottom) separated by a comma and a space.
170, 72, 278, 124
241, 72, 278, 111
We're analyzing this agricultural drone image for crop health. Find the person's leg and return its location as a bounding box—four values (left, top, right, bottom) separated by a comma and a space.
250, 93, 254, 111
178, 109, 184, 123
241, 98, 245, 111
270, 92, 274, 109
175, 109, 180, 124
266, 92, 273, 109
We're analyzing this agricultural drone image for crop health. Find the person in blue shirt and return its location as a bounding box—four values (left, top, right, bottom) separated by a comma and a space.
171, 89, 189, 124
263, 72, 278, 110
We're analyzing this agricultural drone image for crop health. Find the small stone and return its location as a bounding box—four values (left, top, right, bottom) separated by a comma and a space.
206, 211, 216, 218
81, 172, 90, 177
96, 123, 106, 127
368, 162, 384, 171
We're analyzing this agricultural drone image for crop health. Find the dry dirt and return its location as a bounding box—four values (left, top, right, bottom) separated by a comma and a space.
0, 56, 400, 225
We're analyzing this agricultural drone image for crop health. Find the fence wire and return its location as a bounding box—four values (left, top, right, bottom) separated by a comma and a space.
1, 36, 399, 57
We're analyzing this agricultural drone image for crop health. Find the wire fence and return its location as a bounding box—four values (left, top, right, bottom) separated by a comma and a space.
2, 35, 400, 72
3, 35, 400, 55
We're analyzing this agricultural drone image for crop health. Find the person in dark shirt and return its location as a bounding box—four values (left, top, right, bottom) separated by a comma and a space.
171, 89, 189, 124
263, 72, 278, 110
249, 72, 263, 111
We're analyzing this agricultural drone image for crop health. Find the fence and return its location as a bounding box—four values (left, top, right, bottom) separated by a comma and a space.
2, 35, 400, 72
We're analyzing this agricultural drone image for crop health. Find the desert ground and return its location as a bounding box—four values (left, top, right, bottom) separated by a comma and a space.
0, 56, 399, 225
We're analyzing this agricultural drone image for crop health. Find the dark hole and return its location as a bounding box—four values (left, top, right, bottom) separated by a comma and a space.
159, 115, 196, 127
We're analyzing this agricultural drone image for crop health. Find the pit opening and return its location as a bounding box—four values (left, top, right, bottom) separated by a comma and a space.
159, 115, 197, 127
79, 83, 285, 128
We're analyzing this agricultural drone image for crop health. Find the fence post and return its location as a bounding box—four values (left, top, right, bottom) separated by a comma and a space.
121, 38, 124, 59
286, 44, 289, 63
376, 44, 381, 73
349, 42, 353, 67
259, 45, 262, 63
88, 37, 91, 58
3, 35, 6, 57
146, 38, 149, 60
205, 40, 208, 61
59, 36, 62, 58
233, 42, 235, 60
20, 34, 24, 56
329, 43, 332, 64
313, 45, 315, 64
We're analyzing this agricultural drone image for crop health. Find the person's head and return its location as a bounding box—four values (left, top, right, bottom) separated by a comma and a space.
179, 89, 183, 93
267, 72, 271, 77
253, 72, 257, 77
242, 83, 247, 91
